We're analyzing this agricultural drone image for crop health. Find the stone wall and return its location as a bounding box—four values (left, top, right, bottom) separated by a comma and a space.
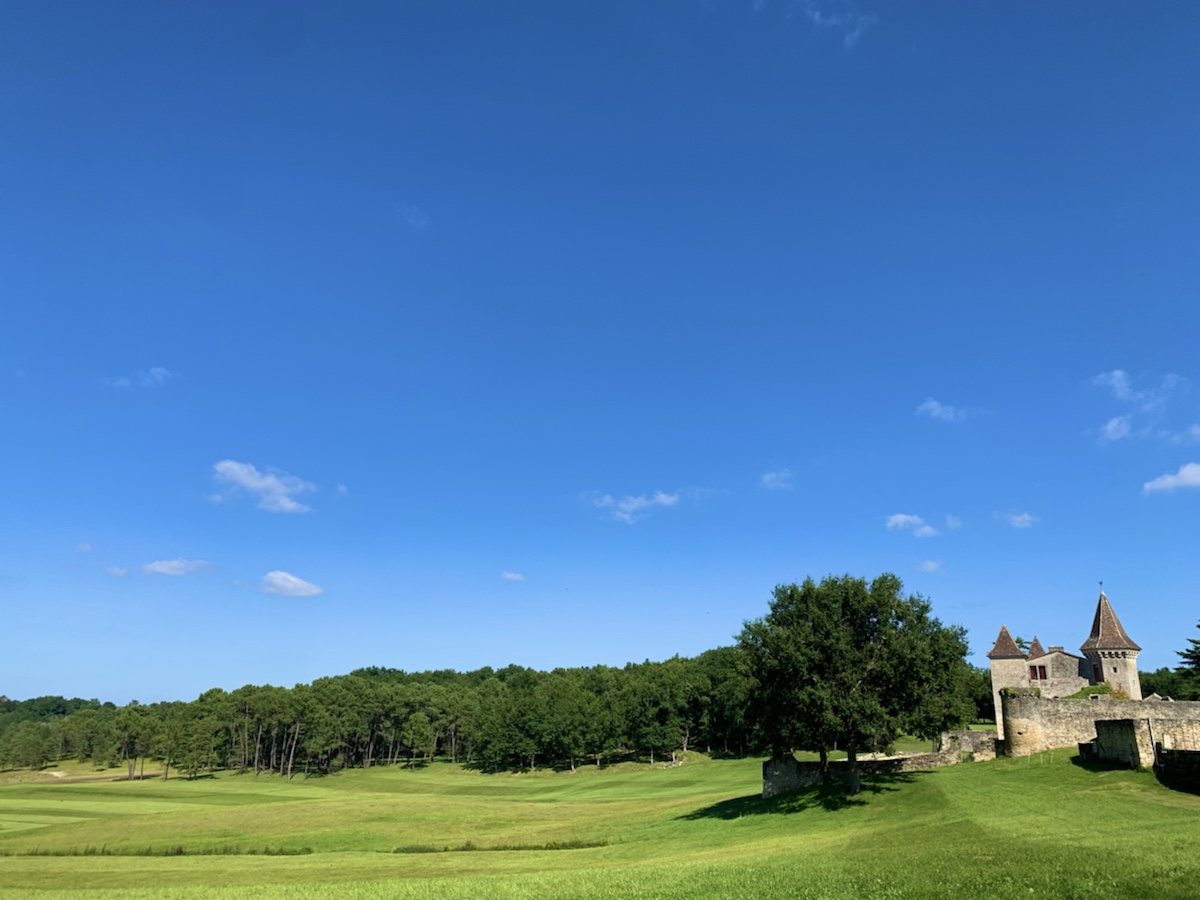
1000, 692, 1200, 757
1093, 719, 1155, 768
762, 730, 997, 798
933, 729, 997, 761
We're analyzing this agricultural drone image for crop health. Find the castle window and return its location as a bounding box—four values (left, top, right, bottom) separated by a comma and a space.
1029, 666, 1038, 680
1038, 666, 1047, 680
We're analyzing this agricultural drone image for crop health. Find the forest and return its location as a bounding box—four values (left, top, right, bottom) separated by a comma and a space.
0, 648, 994, 779
5, 614, 1192, 781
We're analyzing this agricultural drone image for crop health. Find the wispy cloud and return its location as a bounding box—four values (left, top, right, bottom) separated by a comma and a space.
101, 367, 172, 389
760, 469, 793, 490
998, 512, 1038, 529
399, 204, 430, 231
260, 570, 323, 597
76, 542, 92, 553
501, 571, 525, 582
143, 558, 210, 576
798, 0, 877, 48
591, 490, 682, 524
1091, 369, 1188, 443
104, 566, 128, 577
918, 560, 942, 573
1100, 415, 1132, 443
1167, 425, 1200, 445
886, 514, 938, 538
336, 482, 349, 496
139, 367, 172, 386
212, 460, 316, 513
751, 0, 876, 48
916, 398, 966, 422
944, 514, 962, 530
1143, 462, 1200, 494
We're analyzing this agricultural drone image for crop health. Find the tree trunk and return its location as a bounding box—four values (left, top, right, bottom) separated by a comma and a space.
286, 725, 301, 781
846, 747, 860, 795
819, 747, 831, 784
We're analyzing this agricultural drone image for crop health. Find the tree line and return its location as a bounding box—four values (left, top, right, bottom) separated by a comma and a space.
30, 574, 1169, 783
0, 649, 763, 777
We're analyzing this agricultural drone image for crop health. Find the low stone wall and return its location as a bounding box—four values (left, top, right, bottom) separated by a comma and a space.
762, 730, 997, 798
1001, 692, 1200, 757
934, 729, 997, 761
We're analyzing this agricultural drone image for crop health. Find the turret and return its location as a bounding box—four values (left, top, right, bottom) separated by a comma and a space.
1079, 592, 1141, 699
987, 625, 1027, 737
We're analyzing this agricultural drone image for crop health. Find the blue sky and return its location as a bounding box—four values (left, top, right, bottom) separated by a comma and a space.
3, 1, 1199, 704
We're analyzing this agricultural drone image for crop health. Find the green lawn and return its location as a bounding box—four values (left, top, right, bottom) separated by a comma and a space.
1, 751, 1197, 898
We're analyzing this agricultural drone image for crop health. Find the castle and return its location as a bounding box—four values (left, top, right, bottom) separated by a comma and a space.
763, 589, 1200, 797
987, 591, 1142, 737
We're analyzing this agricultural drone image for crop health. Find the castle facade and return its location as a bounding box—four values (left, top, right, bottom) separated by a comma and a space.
988, 591, 1141, 737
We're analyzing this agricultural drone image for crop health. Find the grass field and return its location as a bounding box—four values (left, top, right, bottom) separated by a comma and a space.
2, 751, 1198, 898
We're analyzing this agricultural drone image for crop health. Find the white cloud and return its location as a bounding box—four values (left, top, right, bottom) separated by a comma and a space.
212, 460, 315, 513
1166, 425, 1200, 445
260, 570, 323, 597
139, 367, 172, 386
592, 490, 681, 524
760, 469, 793, 490
77, 542, 92, 553
1100, 415, 1132, 443
501, 571, 525, 582
102, 368, 172, 389
399, 204, 430, 231
336, 483, 349, 496
1092, 369, 1135, 402
1001, 512, 1038, 529
886, 514, 938, 538
918, 560, 942, 573
143, 558, 210, 576
104, 566, 128, 577
1143, 462, 1200, 494
945, 514, 962, 530
1091, 369, 1188, 443
799, 0, 877, 48
916, 398, 965, 422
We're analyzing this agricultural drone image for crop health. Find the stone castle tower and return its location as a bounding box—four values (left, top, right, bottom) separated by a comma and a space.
1079, 591, 1142, 700
987, 591, 1141, 736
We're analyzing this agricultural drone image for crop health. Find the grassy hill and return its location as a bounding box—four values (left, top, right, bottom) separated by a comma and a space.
1, 751, 1198, 898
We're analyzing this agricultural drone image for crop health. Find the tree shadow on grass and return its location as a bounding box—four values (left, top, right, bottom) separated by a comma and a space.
679, 771, 921, 819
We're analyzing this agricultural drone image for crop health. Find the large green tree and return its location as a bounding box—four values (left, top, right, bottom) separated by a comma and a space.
738, 574, 973, 794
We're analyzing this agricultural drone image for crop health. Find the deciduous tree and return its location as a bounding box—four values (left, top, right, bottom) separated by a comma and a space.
738, 574, 972, 794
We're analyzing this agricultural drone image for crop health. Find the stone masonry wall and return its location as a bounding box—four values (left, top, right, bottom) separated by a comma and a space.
1094, 719, 1155, 768
1001, 692, 1200, 757
762, 730, 997, 798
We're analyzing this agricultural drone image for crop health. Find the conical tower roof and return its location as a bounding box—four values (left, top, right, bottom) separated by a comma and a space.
1025, 636, 1046, 659
987, 625, 1026, 659
1080, 592, 1141, 653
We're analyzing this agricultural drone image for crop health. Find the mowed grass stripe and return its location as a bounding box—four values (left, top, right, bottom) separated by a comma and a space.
1, 753, 1199, 897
